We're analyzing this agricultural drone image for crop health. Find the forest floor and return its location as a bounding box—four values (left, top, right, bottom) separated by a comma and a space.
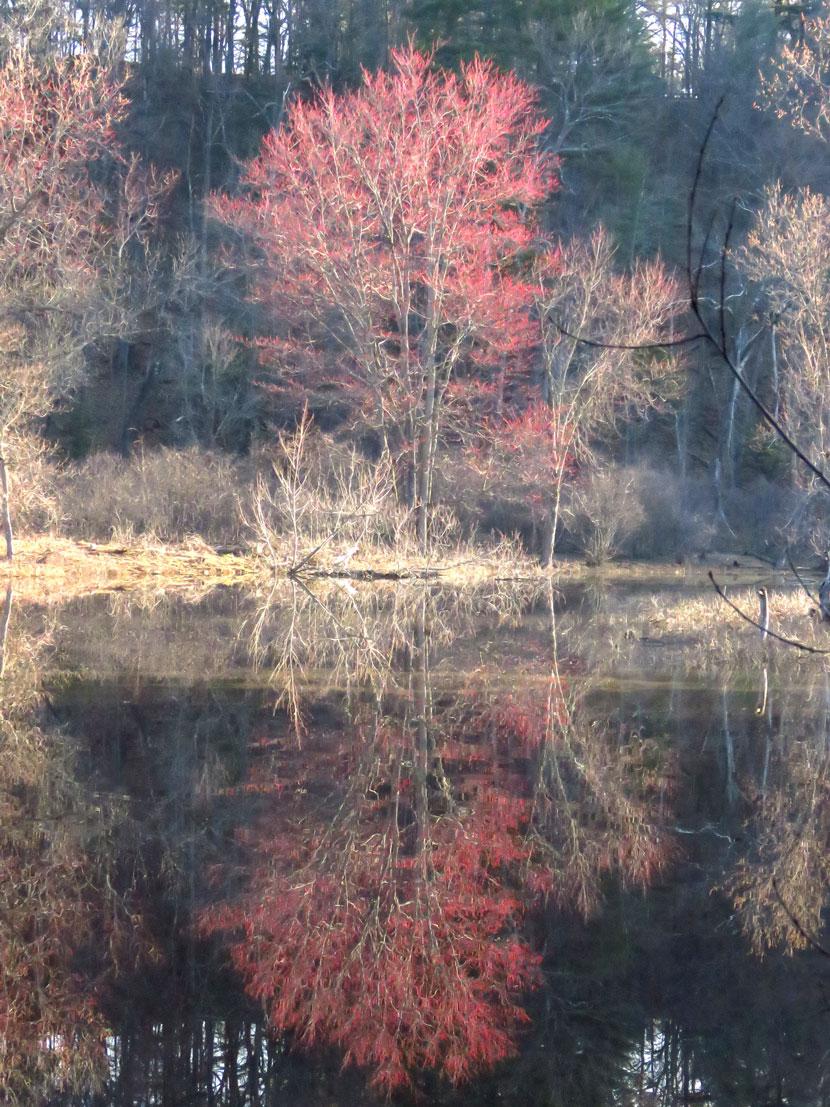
0, 535, 787, 603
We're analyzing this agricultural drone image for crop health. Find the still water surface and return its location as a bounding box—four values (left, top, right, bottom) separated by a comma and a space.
2, 579, 828, 1105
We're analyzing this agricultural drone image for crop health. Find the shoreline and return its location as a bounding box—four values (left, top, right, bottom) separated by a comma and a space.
0, 536, 790, 603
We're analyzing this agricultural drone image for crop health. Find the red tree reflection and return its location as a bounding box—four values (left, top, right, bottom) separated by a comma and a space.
202, 720, 541, 1092
202, 620, 671, 1092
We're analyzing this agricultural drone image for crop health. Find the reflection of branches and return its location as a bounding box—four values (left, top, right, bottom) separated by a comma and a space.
0, 607, 111, 1102
462, 586, 670, 917
729, 732, 830, 957
208, 579, 674, 1091
201, 648, 542, 1091
248, 579, 543, 739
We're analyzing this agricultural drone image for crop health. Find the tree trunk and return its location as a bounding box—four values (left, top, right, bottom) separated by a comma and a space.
416, 436, 429, 552
0, 585, 12, 677
416, 369, 437, 553
0, 453, 13, 561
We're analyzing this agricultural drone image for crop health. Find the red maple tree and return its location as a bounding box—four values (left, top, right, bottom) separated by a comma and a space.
213, 45, 556, 548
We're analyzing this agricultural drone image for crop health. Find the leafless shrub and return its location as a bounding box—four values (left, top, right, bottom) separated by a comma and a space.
741, 185, 830, 482
566, 466, 646, 565
58, 446, 251, 544
536, 228, 683, 561
249, 414, 467, 571
8, 434, 60, 535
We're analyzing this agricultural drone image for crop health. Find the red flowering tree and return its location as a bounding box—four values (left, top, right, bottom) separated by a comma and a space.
213, 46, 556, 549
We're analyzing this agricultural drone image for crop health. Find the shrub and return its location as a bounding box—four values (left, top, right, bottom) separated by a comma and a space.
567, 467, 646, 565
57, 447, 251, 544
250, 417, 447, 567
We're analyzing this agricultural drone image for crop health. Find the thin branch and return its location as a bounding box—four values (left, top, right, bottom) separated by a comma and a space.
288, 526, 344, 577
552, 321, 707, 351
786, 548, 820, 607
719, 196, 738, 356
688, 96, 726, 310
772, 877, 830, 959
708, 571, 830, 654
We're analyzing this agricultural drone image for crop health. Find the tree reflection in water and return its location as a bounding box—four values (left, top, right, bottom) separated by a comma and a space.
0, 582, 828, 1103
200, 582, 672, 1092
0, 588, 119, 1103
728, 670, 830, 959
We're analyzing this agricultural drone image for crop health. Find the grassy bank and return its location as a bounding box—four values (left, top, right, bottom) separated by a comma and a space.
2, 537, 259, 601
2, 534, 552, 601
0, 532, 800, 605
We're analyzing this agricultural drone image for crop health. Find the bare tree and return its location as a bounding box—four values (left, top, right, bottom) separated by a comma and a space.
742, 185, 830, 490
535, 229, 681, 563
760, 13, 830, 145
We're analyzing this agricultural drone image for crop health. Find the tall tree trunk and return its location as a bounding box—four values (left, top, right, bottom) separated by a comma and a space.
0, 585, 12, 677
416, 428, 430, 552
226, 0, 237, 74
416, 367, 437, 553
0, 452, 13, 561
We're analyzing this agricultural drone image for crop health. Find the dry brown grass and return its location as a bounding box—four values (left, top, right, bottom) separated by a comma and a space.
2, 536, 259, 602
619, 580, 830, 665
656, 586, 814, 637
3, 531, 546, 602
58, 447, 249, 544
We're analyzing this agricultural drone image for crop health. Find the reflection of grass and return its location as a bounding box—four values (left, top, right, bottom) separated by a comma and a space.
546, 576, 829, 671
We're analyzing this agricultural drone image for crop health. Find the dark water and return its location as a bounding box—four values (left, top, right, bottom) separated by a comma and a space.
1, 579, 828, 1106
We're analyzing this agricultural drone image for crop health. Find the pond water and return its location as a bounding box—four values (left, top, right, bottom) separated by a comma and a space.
1, 577, 828, 1105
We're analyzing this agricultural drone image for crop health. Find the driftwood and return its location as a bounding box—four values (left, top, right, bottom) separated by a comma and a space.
77, 542, 130, 555
214, 544, 250, 557
291, 566, 456, 582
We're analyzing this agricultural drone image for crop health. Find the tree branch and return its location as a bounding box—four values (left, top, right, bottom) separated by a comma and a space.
708, 571, 830, 654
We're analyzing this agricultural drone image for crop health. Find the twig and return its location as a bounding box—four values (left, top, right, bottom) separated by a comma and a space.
553, 321, 706, 351
785, 548, 820, 607
772, 878, 830, 959
708, 571, 830, 654
688, 98, 727, 306
670, 822, 734, 843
